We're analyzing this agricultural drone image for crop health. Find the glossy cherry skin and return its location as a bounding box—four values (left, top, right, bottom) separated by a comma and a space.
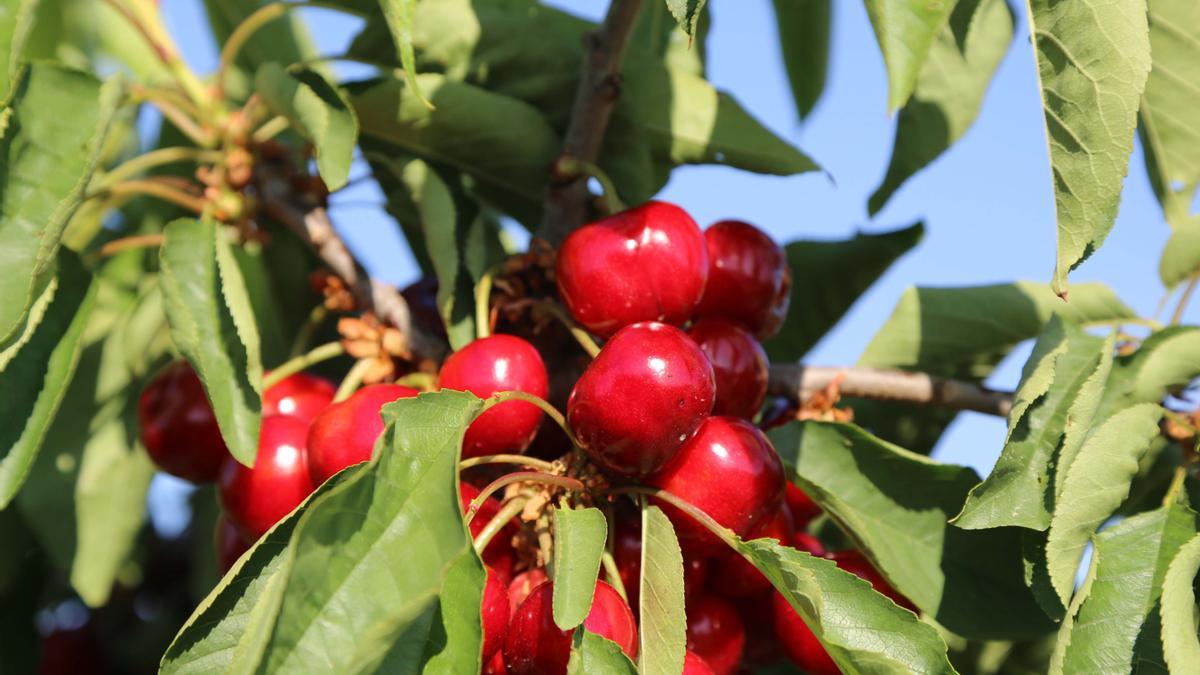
482, 652, 505, 675
684, 594, 745, 675
507, 568, 549, 619
218, 415, 316, 539
460, 483, 517, 583
263, 372, 335, 424
647, 416, 786, 553
688, 319, 768, 419
831, 550, 915, 611
306, 384, 420, 485
682, 651, 716, 675
215, 516, 253, 574
137, 361, 230, 483
481, 566, 510, 661
612, 516, 708, 609
695, 220, 791, 339
503, 581, 638, 674
710, 503, 795, 598
568, 322, 715, 476
437, 335, 549, 459
556, 201, 708, 338
785, 481, 822, 527
772, 591, 839, 675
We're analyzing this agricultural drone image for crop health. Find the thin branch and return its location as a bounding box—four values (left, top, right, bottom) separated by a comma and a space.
768, 364, 1014, 418
1171, 274, 1199, 326
538, 0, 646, 244
98, 233, 165, 257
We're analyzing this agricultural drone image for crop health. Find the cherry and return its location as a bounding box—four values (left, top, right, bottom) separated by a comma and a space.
218, 415, 316, 539
771, 591, 838, 675
460, 483, 517, 583
785, 481, 822, 527
612, 516, 708, 609
503, 580, 638, 674
507, 568, 549, 619
687, 319, 768, 419
683, 651, 716, 675
695, 220, 791, 339
793, 532, 827, 558
710, 503, 794, 598
482, 652, 505, 675
556, 201, 708, 338
831, 550, 915, 611
481, 566, 510, 661
736, 592, 785, 668
569, 322, 715, 476
215, 516, 252, 574
306, 384, 420, 485
684, 594, 745, 675
137, 360, 229, 483
646, 416, 785, 553
437, 335, 549, 458
263, 372, 335, 423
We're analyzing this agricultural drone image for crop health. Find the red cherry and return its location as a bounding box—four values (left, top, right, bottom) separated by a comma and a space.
482, 651, 505, 675
437, 335, 549, 459
771, 591, 838, 675
612, 516, 708, 609
507, 568, 549, 619
263, 372, 335, 423
218, 416, 316, 539
503, 580, 638, 674
687, 319, 768, 419
647, 416, 785, 553
306, 384, 420, 485
831, 550, 915, 611
683, 651, 716, 675
792, 532, 827, 557
137, 361, 230, 483
785, 481, 822, 527
481, 566, 510, 661
215, 516, 252, 574
695, 220, 791, 339
684, 594, 745, 675
569, 322, 715, 476
736, 592, 785, 667
460, 483, 517, 584
710, 503, 794, 598
556, 201, 708, 338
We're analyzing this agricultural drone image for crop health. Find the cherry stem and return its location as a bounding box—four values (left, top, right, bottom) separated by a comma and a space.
131, 87, 214, 147
253, 115, 291, 144
1171, 274, 1199, 326
459, 454, 558, 473
289, 304, 329, 358
466, 472, 584, 525
556, 157, 625, 215
333, 358, 372, 402
98, 233, 166, 258
604, 486, 741, 550
98, 147, 222, 188
92, 179, 207, 214
530, 300, 601, 358
396, 371, 437, 391
484, 390, 579, 448
474, 264, 503, 340
1164, 466, 1188, 507
263, 341, 344, 389
472, 496, 526, 554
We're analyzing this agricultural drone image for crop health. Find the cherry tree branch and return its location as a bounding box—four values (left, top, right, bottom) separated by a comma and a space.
768, 363, 1014, 418
538, 0, 646, 244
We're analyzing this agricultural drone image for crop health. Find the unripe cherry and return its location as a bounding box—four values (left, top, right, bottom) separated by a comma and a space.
218, 415, 316, 539
503, 580, 637, 674
695, 220, 791, 339
137, 361, 229, 483
688, 319, 768, 419
306, 384, 419, 485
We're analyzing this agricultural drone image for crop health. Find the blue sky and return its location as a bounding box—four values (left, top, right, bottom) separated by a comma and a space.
159, 0, 1195, 479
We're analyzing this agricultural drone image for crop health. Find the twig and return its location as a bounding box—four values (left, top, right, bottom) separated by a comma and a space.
1171, 274, 1199, 326
96, 179, 207, 213
98, 233, 166, 258
768, 364, 1014, 418
538, 0, 646, 244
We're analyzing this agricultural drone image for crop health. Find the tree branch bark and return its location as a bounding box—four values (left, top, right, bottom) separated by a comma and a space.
768, 363, 1014, 418
538, 0, 646, 245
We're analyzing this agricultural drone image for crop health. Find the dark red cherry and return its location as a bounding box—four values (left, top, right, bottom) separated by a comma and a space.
306, 384, 420, 485
481, 566, 510, 661
215, 516, 252, 574
647, 416, 785, 553
793, 532, 827, 557
568, 322, 715, 476
482, 651, 505, 675
437, 335, 549, 459
218, 415, 316, 539
556, 201, 708, 338
831, 550, 915, 611
137, 360, 230, 483
687, 319, 768, 419
612, 516, 708, 609
772, 591, 838, 675
695, 220, 791, 339
785, 481, 822, 527
460, 483, 517, 584
503, 580, 638, 674
710, 503, 794, 598
682, 651, 716, 675
263, 372, 335, 423
685, 594, 745, 675
507, 568, 549, 619
736, 592, 785, 668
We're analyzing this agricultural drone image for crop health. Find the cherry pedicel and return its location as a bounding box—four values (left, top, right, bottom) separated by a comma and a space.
437, 334, 549, 459
218, 415, 316, 539
262, 372, 335, 424
568, 322, 715, 476
688, 319, 769, 419
695, 219, 791, 339
647, 416, 786, 553
685, 594, 745, 675
556, 201, 708, 338
138, 360, 230, 483
306, 383, 420, 485
502, 580, 637, 675
480, 566, 509, 661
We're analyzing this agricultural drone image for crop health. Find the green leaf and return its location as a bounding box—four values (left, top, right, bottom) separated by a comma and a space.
631, 0, 708, 76
553, 507, 608, 631
1160, 533, 1200, 671
769, 421, 1054, 640
0, 250, 97, 508
1159, 225, 1200, 290
868, 0, 1013, 215
1139, 0, 1200, 229
159, 218, 263, 467
1045, 403, 1165, 605
568, 630, 639, 675
1096, 326, 1200, 424
863, 0, 959, 111
740, 538, 957, 672
0, 63, 121, 345
1051, 504, 1198, 674
665, 0, 707, 38
378, 0, 431, 108
764, 222, 923, 362
772, 0, 832, 120
637, 505, 686, 675
255, 63, 358, 191
0, 0, 38, 97
1022, 0, 1152, 296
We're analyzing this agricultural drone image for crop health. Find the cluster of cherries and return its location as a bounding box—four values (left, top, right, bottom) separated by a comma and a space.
136, 201, 909, 674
